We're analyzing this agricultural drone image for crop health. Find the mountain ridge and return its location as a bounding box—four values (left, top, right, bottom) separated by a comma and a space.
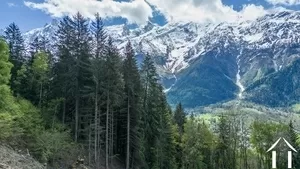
4, 10, 300, 109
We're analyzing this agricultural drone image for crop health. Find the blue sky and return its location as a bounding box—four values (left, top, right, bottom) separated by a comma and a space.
1, 0, 300, 32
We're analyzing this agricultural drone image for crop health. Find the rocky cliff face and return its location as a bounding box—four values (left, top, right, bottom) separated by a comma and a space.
20, 10, 300, 108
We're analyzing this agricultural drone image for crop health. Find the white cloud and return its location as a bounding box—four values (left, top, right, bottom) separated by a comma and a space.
24, 0, 268, 24
147, 0, 268, 23
7, 2, 16, 7
266, 0, 300, 5
24, 0, 153, 25
239, 4, 267, 21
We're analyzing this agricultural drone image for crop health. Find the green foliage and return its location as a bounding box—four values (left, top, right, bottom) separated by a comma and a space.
34, 128, 77, 163
251, 121, 289, 169
0, 39, 19, 140
174, 102, 186, 136
288, 121, 300, 169
122, 41, 143, 168
139, 55, 178, 169
182, 118, 215, 169
32, 52, 49, 82
4, 23, 25, 95
0, 38, 78, 168
0, 39, 13, 85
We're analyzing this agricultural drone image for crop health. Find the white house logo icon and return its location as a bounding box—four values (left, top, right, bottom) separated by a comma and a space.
267, 137, 297, 169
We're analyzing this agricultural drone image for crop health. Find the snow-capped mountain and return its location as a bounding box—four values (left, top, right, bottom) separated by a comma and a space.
20, 10, 300, 108
23, 19, 59, 50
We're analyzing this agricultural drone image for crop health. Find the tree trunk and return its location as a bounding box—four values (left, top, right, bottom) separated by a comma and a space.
126, 94, 130, 169
106, 92, 110, 169
98, 108, 101, 167
75, 52, 80, 142
94, 82, 98, 165
89, 121, 92, 165
110, 110, 114, 163
75, 89, 79, 142
62, 99, 66, 125
39, 82, 43, 108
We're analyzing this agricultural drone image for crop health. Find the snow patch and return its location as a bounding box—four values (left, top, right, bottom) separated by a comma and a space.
236, 50, 245, 99
244, 33, 263, 43
164, 74, 178, 93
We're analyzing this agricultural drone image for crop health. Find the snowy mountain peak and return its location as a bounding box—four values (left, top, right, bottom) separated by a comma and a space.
3, 10, 300, 108
19, 10, 300, 75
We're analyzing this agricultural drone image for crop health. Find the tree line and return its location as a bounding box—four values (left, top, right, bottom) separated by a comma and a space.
1, 12, 300, 169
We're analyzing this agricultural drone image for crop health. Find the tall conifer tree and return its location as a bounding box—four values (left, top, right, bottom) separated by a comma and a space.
4, 23, 25, 94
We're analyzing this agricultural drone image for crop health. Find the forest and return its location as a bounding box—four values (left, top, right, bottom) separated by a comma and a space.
0, 12, 300, 169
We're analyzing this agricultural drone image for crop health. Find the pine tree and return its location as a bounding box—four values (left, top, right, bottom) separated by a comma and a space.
123, 41, 142, 169
29, 36, 50, 64
91, 13, 107, 59
174, 102, 186, 168
155, 92, 177, 169
174, 102, 186, 136
69, 12, 92, 142
53, 16, 74, 125
53, 13, 91, 142
90, 12, 107, 167
140, 54, 160, 168
103, 37, 124, 168
182, 118, 214, 169
31, 52, 50, 108
4, 23, 25, 94
140, 54, 177, 169
30, 37, 40, 56
216, 114, 235, 169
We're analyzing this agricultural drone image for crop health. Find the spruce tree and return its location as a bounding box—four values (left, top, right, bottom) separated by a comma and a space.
69, 12, 92, 142
29, 37, 40, 56
29, 36, 50, 64
91, 13, 107, 59
174, 102, 186, 136
53, 13, 91, 142
140, 54, 177, 169
155, 91, 177, 169
174, 102, 186, 168
53, 16, 74, 125
90, 13, 107, 167
4, 23, 25, 94
216, 114, 234, 169
140, 54, 160, 168
103, 37, 124, 168
122, 41, 142, 169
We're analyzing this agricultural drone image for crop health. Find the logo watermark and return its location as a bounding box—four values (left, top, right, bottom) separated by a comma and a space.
267, 137, 297, 169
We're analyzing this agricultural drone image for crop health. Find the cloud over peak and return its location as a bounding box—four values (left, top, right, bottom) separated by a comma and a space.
266, 0, 300, 6
24, 0, 269, 25
147, 0, 267, 23
24, 0, 153, 25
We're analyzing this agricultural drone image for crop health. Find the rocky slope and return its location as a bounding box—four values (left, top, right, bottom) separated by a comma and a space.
0, 144, 45, 169
16, 10, 300, 108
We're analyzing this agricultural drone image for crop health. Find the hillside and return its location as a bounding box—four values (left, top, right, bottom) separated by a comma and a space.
0, 144, 45, 169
